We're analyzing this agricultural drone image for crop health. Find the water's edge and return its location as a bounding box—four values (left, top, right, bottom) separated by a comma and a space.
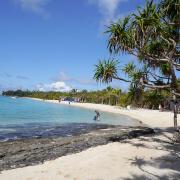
27, 97, 144, 126
0, 126, 154, 171
0, 96, 143, 142
0, 123, 115, 142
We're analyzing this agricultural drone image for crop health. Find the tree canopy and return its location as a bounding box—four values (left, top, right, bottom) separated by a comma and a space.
94, 0, 179, 91
94, 0, 180, 128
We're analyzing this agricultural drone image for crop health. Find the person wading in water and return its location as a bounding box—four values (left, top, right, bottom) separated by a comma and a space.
94, 110, 100, 121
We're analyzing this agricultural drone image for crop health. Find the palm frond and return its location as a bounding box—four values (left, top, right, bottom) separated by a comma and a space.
93, 59, 119, 83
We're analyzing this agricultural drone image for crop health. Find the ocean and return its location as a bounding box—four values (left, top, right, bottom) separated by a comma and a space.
0, 96, 137, 141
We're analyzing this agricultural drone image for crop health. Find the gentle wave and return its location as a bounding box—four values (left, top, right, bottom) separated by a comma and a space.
0, 123, 115, 142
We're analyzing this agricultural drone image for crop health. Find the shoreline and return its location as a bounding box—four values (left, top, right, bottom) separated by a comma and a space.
28, 97, 178, 129
0, 97, 180, 179
1, 126, 180, 180
0, 126, 154, 172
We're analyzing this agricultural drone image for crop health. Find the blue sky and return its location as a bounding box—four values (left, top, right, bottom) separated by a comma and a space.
0, 0, 147, 92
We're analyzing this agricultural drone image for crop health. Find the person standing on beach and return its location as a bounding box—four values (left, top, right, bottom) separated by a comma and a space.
159, 104, 163, 112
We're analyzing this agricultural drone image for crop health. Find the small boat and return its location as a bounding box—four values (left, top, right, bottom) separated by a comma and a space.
11, 96, 17, 99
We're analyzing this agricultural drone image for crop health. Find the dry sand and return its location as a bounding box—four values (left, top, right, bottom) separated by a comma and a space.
1, 99, 180, 180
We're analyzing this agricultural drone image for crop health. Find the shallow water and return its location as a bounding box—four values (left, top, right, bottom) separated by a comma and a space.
0, 96, 138, 141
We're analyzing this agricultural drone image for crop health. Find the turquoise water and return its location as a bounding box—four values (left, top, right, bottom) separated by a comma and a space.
0, 96, 138, 141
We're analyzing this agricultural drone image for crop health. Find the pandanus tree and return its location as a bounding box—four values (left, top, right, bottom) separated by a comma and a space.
94, 0, 180, 129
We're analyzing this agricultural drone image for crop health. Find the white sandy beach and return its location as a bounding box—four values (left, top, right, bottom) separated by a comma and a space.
1, 100, 180, 180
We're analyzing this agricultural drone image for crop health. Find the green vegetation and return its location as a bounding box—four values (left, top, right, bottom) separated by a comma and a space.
2, 86, 171, 109
94, 0, 180, 128
2, 87, 122, 106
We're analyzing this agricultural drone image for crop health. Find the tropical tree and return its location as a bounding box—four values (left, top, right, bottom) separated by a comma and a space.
94, 0, 180, 129
70, 89, 78, 94
127, 83, 144, 107
144, 90, 166, 109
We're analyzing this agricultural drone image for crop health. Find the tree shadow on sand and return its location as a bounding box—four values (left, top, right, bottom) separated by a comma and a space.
122, 174, 180, 180
121, 129, 180, 179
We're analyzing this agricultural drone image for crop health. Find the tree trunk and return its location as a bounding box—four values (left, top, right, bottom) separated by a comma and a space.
173, 91, 178, 130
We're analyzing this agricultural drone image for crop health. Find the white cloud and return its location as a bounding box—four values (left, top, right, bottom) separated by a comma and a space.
51, 72, 96, 85
14, 0, 50, 18
36, 81, 72, 92
87, 0, 127, 25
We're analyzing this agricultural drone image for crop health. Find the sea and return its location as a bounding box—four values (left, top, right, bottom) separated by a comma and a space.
0, 96, 138, 141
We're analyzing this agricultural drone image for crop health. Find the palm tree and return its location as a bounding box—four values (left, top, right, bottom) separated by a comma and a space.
94, 59, 131, 84
71, 89, 78, 93
94, 0, 180, 129
128, 84, 143, 107
94, 60, 121, 83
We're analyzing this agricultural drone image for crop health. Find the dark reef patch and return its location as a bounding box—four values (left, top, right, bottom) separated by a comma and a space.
0, 123, 115, 142
0, 125, 154, 171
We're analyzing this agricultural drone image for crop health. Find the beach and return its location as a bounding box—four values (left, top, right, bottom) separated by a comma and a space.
1, 0, 179, 178
32, 98, 178, 129
0, 129, 180, 180
0, 100, 180, 179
